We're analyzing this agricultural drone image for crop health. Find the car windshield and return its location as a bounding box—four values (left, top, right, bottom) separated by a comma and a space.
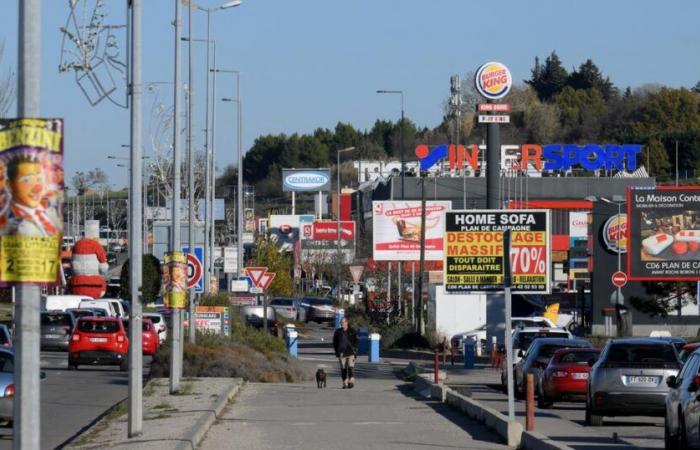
560, 350, 598, 364
146, 315, 161, 324
606, 343, 679, 368
0, 353, 13, 373
517, 332, 568, 350
41, 313, 72, 326
78, 320, 119, 333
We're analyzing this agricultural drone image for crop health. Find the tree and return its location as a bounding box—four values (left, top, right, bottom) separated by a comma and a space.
554, 86, 607, 141
567, 59, 617, 100
120, 254, 162, 303
250, 238, 293, 296
525, 52, 569, 101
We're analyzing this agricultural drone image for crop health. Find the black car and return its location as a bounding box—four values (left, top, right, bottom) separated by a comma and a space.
40, 311, 76, 351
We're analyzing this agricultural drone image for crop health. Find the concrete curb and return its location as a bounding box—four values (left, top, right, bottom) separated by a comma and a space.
173, 381, 245, 450
520, 431, 574, 450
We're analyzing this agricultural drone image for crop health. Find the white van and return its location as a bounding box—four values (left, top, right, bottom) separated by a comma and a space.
79, 299, 117, 317
102, 298, 127, 318
43, 295, 92, 312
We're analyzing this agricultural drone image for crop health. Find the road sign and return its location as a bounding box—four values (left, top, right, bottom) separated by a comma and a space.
478, 114, 510, 124
230, 280, 249, 292
349, 265, 364, 284
259, 272, 276, 290
612, 271, 627, 288
477, 103, 510, 112
238, 275, 253, 288
244, 267, 268, 288
250, 287, 263, 294
182, 246, 204, 292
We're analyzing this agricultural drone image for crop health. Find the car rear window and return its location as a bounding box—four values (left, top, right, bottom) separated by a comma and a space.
41, 313, 72, 326
146, 315, 161, 324
538, 344, 574, 359
308, 299, 334, 306
606, 344, 679, 368
78, 320, 120, 333
560, 351, 598, 364
517, 332, 568, 350
122, 321, 151, 332
272, 299, 293, 306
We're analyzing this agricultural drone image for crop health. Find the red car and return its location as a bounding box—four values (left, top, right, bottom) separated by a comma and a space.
68, 317, 129, 371
538, 347, 600, 408
122, 319, 160, 356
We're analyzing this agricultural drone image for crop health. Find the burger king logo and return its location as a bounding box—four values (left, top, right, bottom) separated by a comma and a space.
602, 214, 627, 254
475, 61, 512, 100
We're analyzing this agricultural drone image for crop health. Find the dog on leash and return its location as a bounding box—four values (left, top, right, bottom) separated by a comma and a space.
315, 368, 327, 389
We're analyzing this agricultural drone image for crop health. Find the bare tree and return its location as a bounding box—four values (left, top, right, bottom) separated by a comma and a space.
0, 41, 15, 118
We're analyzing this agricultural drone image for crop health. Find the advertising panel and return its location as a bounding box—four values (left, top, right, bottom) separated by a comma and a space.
223, 247, 237, 274
163, 251, 188, 309
444, 210, 550, 293
282, 169, 331, 192
0, 119, 64, 285
300, 221, 355, 264
569, 212, 588, 240
194, 306, 230, 335
627, 186, 700, 280
244, 208, 255, 232
269, 214, 314, 253
372, 201, 452, 261
475, 61, 512, 100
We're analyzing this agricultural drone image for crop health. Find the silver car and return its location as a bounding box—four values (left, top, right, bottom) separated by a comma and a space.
665, 346, 700, 449
0, 349, 14, 422
269, 298, 306, 322
586, 338, 681, 426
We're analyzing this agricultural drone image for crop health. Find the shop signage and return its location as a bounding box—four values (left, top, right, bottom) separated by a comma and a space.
444, 210, 551, 293
602, 214, 627, 254
282, 169, 331, 192
475, 61, 512, 100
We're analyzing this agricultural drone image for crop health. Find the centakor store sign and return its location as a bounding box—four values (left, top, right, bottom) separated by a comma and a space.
444, 210, 551, 293
282, 169, 331, 192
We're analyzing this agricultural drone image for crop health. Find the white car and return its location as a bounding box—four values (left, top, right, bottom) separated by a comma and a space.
144, 313, 167, 344
511, 327, 572, 365
42, 295, 92, 312
451, 317, 558, 354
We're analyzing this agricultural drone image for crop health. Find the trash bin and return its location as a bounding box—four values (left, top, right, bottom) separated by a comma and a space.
357, 326, 369, 355
369, 333, 380, 363
284, 325, 298, 358
334, 308, 345, 329
463, 336, 475, 369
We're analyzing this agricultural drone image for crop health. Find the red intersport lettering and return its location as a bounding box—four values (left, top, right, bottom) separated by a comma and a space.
520, 144, 543, 171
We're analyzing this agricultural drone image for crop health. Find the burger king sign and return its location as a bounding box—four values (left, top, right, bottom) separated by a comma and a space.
475, 61, 512, 100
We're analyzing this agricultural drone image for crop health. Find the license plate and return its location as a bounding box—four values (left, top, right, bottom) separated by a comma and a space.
89, 337, 108, 343
44, 334, 61, 339
628, 375, 658, 384
572, 372, 589, 379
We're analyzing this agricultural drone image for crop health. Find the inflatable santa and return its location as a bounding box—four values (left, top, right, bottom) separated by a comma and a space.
68, 221, 109, 298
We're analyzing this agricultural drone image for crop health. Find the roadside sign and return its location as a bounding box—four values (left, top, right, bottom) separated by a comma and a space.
250, 286, 263, 294
238, 275, 253, 288
478, 103, 510, 112
349, 265, 364, 284
230, 280, 249, 292
612, 271, 627, 288
244, 267, 268, 288
182, 246, 204, 292
259, 272, 276, 290
478, 115, 510, 124
223, 247, 237, 274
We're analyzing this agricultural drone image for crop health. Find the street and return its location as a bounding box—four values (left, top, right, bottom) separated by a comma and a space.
0, 351, 150, 450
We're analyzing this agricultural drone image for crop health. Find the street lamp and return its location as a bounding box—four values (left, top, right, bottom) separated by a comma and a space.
337, 147, 355, 301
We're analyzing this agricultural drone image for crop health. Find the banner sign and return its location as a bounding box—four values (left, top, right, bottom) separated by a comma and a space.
223, 247, 237, 274
444, 210, 550, 293
0, 119, 64, 285
282, 169, 331, 192
194, 306, 230, 335
244, 208, 255, 232
372, 201, 452, 261
163, 251, 188, 309
300, 221, 355, 264
569, 212, 588, 240
627, 186, 700, 280
269, 214, 314, 253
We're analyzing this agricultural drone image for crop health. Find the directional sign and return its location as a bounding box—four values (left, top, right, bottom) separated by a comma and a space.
244, 267, 268, 288
182, 246, 204, 293
349, 265, 364, 284
612, 271, 627, 288
250, 287, 263, 294
258, 272, 276, 290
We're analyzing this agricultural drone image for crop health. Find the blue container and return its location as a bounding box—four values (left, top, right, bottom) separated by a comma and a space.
369, 333, 380, 363
463, 336, 475, 369
334, 308, 345, 329
285, 326, 298, 358
357, 327, 369, 355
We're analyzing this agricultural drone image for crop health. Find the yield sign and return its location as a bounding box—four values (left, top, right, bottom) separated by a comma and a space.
349, 265, 364, 284
244, 267, 268, 288
258, 272, 276, 290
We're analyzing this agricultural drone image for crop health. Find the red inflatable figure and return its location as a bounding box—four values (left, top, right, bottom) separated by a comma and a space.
68, 236, 109, 299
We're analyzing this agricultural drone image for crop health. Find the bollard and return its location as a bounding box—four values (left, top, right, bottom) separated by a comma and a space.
490, 337, 498, 368
369, 333, 380, 363
463, 336, 475, 369
284, 325, 298, 358
357, 326, 369, 355
526, 373, 535, 431
334, 308, 345, 329
434, 350, 439, 384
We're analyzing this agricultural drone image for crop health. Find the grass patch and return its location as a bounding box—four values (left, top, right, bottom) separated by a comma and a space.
145, 413, 171, 421
172, 382, 195, 396
70, 400, 127, 447
152, 402, 173, 410
143, 381, 161, 397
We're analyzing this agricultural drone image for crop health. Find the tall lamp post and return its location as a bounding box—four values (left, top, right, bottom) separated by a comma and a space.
337, 147, 355, 300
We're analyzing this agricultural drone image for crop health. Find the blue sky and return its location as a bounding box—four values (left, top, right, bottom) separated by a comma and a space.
1, 0, 699, 188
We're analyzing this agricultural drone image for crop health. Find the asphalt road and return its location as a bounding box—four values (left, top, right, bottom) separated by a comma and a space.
0, 351, 151, 450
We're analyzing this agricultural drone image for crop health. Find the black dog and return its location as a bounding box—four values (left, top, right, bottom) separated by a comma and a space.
316, 368, 327, 389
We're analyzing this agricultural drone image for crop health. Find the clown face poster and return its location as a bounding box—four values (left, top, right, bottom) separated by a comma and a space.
0, 119, 64, 285
163, 251, 188, 309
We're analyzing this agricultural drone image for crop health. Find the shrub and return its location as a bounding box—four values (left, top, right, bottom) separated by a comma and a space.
199, 293, 230, 307
120, 254, 162, 303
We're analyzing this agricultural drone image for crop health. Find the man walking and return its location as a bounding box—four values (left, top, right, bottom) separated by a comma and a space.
333, 317, 358, 389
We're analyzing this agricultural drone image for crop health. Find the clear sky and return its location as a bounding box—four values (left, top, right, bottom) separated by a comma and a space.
1, 0, 699, 188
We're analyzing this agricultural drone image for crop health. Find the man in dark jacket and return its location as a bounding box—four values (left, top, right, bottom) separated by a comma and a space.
333, 317, 358, 389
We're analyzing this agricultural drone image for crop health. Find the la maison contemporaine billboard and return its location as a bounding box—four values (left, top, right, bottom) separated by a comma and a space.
627, 186, 700, 281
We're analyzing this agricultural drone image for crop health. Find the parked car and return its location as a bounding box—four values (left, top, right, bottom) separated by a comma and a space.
0, 325, 11, 348
68, 317, 129, 371
269, 298, 306, 322
143, 312, 167, 344
652, 336, 686, 355
245, 316, 280, 336
66, 308, 98, 320
122, 318, 159, 356
79, 299, 117, 317
512, 337, 591, 399
539, 347, 600, 408
451, 324, 488, 355
511, 327, 572, 365
586, 338, 681, 426
109, 242, 124, 253
42, 295, 91, 312
106, 252, 118, 266
239, 305, 276, 324
106, 277, 122, 298
102, 298, 127, 318
679, 342, 700, 363
665, 346, 700, 449
301, 297, 337, 323
512, 316, 557, 330
451, 317, 558, 355
0, 349, 14, 423
82, 307, 110, 317
40, 311, 76, 351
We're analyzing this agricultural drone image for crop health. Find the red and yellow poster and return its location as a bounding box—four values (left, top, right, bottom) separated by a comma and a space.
444, 210, 550, 293
0, 119, 64, 285
163, 251, 188, 309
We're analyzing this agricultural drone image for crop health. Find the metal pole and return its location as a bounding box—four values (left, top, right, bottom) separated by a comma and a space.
15, 1, 41, 445
203, 11, 211, 295
127, 0, 144, 437
503, 230, 515, 421
291, 191, 295, 215
170, 0, 183, 394
397, 263, 402, 317
209, 41, 217, 289
411, 262, 415, 326
400, 94, 405, 199
417, 173, 427, 335
187, 3, 196, 344
237, 75, 243, 276
337, 150, 341, 301
675, 140, 679, 187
